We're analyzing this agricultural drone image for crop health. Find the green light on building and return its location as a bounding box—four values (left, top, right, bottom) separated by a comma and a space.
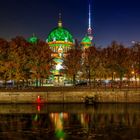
81, 36, 92, 48
47, 27, 74, 44
28, 35, 38, 44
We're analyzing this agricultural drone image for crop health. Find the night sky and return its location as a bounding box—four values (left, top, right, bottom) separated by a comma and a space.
0, 0, 140, 47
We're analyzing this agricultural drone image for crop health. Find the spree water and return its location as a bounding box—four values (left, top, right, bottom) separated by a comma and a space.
0, 104, 140, 140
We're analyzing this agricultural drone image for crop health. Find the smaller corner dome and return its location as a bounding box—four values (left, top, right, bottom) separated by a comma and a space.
81, 36, 91, 43
28, 35, 38, 44
47, 27, 74, 43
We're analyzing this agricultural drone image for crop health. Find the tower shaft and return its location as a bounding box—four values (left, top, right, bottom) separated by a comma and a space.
88, 4, 91, 30
87, 3, 93, 40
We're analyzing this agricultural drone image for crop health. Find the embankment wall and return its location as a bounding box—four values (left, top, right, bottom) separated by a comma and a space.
0, 90, 140, 103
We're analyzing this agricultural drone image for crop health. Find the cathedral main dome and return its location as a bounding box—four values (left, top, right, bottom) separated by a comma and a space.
46, 15, 74, 47
47, 27, 74, 44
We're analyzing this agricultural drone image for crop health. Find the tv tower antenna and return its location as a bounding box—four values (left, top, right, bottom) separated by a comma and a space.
87, 2, 93, 40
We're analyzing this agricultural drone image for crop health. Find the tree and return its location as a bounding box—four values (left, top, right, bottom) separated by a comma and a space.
63, 48, 82, 85
0, 38, 11, 85
9, 36, 29, 87
131, 43, 140, 86
105, 41, 130, 87
82, 46, 99, 85
106, 42, 124, 79
28, 40, 52, 86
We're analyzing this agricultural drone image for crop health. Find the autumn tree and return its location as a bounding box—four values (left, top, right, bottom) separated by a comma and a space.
82, 46, 99, 85
131, 43, 140, 86
9, 36, 29, 87
103, 41, 131, 89
0, 38, 11, 84
95, 47, 111, 81
63, 48, 82, 85
28, 40, 52, 86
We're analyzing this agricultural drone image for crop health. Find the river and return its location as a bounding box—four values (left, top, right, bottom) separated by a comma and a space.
0, 103, 140, 140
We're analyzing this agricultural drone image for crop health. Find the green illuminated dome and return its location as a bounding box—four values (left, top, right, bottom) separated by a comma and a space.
81, 36, 92, 47
81, 36, 91, 44
28, 34, 38, 44
46, 15, 74, 46
47, 27, 74, 43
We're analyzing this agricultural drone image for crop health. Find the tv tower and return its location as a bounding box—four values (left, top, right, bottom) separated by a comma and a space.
87, 3, 93, 40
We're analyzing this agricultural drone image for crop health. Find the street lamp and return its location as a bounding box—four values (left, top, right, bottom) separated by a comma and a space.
131, 70, 135, 75
131, 70, 135, 87
131, 70, 137, 88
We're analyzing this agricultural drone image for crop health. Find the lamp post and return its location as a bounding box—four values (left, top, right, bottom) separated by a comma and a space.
131, 70, 134, 88
131, 70, 137, 88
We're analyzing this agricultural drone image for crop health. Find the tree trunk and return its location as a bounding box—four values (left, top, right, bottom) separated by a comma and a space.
88, 68, 91, 86
36, 79, 38, 87
16, 80, 19, 89
73, 74, 76, 86
119, 74, 123, 89
4, 79, 7, 88
22, 79, 25, 87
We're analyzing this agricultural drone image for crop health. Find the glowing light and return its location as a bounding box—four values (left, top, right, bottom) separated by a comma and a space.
49, 113, 66, 140
131, 71, 135, 74
47, 27, 74, 43
63, 113, 68, 120
58, 13, 62, 27
81, 36, 92, 46
54, 58, 63, 63
37, 105, 41, 112
37, 95, 41, 104
56, 64, 63, 70
87, 3, 93, 40
34, 114, 38, 121
28, 35, 38, 44
88, 4, 91, 29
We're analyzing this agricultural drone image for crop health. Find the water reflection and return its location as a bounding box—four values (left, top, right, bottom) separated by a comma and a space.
50, 113, 68, 140
0, 104, 139, 140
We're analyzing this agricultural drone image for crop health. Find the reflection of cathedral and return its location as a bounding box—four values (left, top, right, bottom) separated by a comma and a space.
28, 4, 93, 85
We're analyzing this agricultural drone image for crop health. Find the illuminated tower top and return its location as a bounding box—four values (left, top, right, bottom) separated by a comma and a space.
87, 3, 93, 40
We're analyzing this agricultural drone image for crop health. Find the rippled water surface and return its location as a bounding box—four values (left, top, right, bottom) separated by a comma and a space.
0, 104, 140, 140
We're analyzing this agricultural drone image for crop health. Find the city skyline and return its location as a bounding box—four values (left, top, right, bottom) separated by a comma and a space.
0, 0, 140, 47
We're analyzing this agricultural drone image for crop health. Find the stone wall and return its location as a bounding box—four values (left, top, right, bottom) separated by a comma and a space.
0, 90, 140, 103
